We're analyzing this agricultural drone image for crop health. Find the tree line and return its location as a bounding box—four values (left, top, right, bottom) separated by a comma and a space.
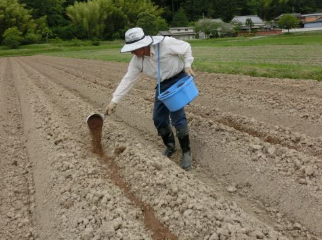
1, 0, 322, 48
154, 0, 322, 22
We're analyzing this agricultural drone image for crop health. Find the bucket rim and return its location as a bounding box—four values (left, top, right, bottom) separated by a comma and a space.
86, 113, 104, 123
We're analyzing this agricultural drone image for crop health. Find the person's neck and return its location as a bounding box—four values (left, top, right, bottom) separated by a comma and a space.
143, 47, 150, 56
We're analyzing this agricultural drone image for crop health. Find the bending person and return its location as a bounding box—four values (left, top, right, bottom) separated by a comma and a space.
105, 27, 195, 170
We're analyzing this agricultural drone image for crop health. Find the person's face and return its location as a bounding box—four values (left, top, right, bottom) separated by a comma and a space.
131, 47, 145, 57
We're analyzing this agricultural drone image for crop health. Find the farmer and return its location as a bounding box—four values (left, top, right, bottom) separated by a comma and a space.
105, 27, 195, 170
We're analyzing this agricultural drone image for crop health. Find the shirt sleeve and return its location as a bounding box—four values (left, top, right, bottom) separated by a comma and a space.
111, 57, 141, 103
166, 37, 194, 68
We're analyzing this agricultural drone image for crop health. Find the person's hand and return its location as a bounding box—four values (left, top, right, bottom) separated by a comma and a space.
185, 67, 195, 77
105, 102, 117, 116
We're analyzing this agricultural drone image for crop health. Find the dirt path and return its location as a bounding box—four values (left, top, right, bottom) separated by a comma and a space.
1, 55, 322, 240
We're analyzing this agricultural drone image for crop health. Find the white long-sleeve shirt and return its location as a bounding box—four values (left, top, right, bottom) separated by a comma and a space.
111, 37, 194, 103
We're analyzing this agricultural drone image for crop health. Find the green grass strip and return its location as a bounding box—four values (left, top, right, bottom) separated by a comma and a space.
195, 60, 322, 81
1, 32, 322, 81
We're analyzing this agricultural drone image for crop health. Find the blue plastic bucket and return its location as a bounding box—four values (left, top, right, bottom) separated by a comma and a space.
158, 76, 198, 112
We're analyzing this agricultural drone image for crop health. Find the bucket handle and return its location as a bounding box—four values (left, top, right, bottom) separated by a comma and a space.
157, 43, 161, 97
157, 44, 186, 96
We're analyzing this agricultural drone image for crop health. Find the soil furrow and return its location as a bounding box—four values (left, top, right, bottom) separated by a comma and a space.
0, 58, 37, 240
28, 57, 322, 161
19, 55, 286, 240
198, 86, 322, 123
10, 58, 154, 239
188, 104, 322, 159
113, 101, 322, 238
17, 56, 178, 240
33, 55, 322, 138
18, 58, 289, 238
22, 56, 322, 237
2, 55, 322, 239
195, 72, 322, 99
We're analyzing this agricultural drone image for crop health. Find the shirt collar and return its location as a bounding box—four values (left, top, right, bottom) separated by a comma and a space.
150, 45, 156, 56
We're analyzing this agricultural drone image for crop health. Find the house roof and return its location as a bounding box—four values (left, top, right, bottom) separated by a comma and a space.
301, 13, 322, 17
169, 27, 194, 30
170, 32, 195, 36
158, 28, 195, 37
231, 15, 264, 25
211, 19, 224, 23
275, 13, 301, 20
158, 31, 172, 36
169, 27, 195, 36
198, 18, 224, 24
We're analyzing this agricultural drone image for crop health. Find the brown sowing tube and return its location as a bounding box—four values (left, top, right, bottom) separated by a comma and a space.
87, 115, 104, 156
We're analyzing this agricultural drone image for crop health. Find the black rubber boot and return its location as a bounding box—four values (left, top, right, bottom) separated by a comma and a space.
176, 126, 192, 170
158, 126, 176, 157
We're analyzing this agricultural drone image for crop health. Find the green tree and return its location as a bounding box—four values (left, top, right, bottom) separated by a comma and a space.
245, 18, 254, 33
150, 0, 322, 23
104, 7, 128, 39
183, 0, 215, 21
114, 0, 162, 28
19, 0, 67, 25
33, 16, 51, 39
23, 32, 42, 44
219, 22, 235, 37
137, 12, 158, 35
213, 0, 239, 22
277, 14, 300, 32
172, 7, 189, 27
257, 0, 273, 20
3, 27, 23, 48
195, 19, 220, 38
67, 0, 108, 39
156, 17, 168, 31
63, 0, 87, 8
136, 12, 168, 35
67, 0, 163, 40
231, 20, 243, 34
246, 0, 288, 20
20, 0, 78, 39
246, 0, 260, 15
0, 0, 30, 42
42, 27, 53, 42
0, 0, 48, 44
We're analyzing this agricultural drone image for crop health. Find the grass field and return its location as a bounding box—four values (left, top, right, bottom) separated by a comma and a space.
1, 31, 322, 81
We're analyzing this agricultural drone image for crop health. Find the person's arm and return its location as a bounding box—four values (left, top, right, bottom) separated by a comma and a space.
111, 57, 141, 103
166, 37, 194, 69
105, 57, 141, 115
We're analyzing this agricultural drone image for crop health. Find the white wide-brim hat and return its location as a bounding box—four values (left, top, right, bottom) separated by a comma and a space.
121, 27, 164, 53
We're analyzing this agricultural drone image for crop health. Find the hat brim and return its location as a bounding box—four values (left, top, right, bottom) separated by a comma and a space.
121, 36, 164, 53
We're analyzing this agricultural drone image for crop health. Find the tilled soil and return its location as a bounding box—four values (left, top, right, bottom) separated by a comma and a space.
1, 55, 322, 240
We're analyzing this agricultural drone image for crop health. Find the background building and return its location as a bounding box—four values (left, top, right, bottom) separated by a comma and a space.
158, 27, 195, 40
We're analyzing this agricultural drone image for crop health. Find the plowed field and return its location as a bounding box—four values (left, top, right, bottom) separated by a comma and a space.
1, 56, 322, 240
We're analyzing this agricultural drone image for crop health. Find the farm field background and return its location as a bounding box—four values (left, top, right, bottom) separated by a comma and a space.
1, 31, 322, 81
2, 32, 322, 239
2, 54, 322, 239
